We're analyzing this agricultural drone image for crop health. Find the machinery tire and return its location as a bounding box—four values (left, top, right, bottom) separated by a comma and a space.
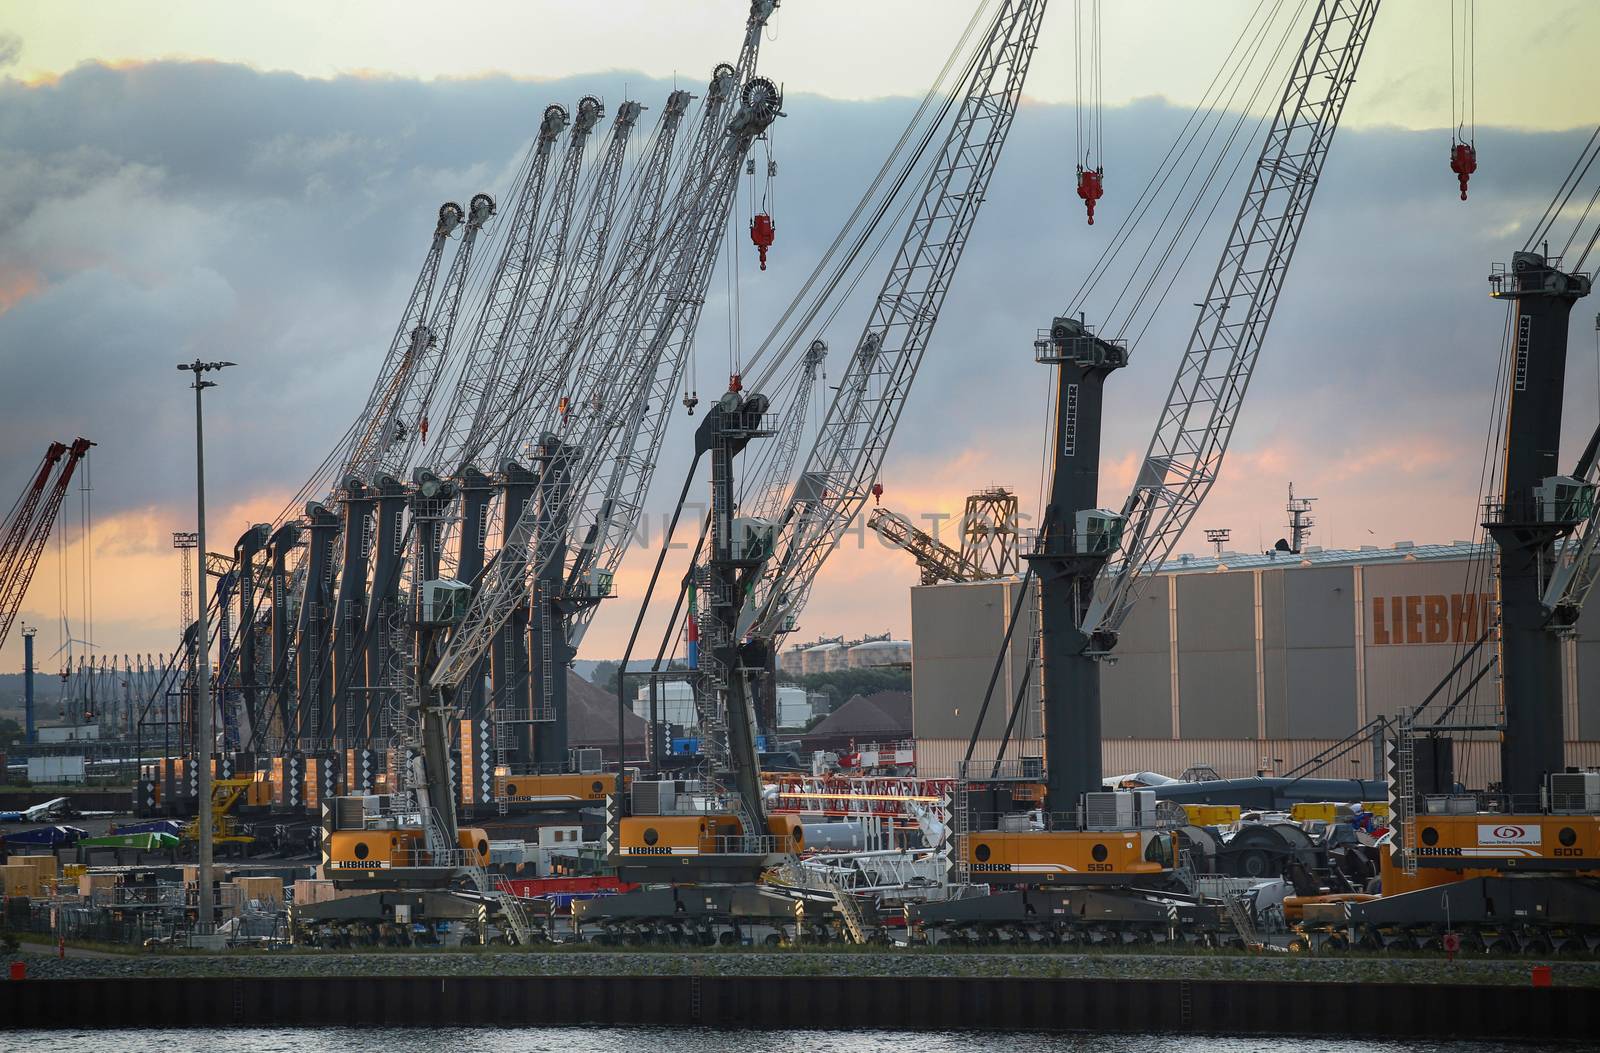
1287, 936, 1309, 953
1520, 935, 1553, 957
1235, 850, 1272, 879
1486, 936, 1517, 958
763, 933, 783, 947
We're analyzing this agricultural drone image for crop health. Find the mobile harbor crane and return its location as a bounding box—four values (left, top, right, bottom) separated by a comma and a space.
557, 0, 1052, 944
1295, 163, 1600, 955
912, 0, 1383, 944
301, 2, 788, 943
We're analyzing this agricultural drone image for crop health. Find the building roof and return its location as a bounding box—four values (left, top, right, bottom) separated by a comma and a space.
806, 690, 913, 739
1157, 540, 1492, 575
566, 670, 647, 744
915, 541, 1495, 588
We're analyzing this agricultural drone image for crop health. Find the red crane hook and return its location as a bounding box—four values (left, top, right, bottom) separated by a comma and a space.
1076, 166, 1104, 225
750, 212, 775, 270
1450, 143, 1477, 201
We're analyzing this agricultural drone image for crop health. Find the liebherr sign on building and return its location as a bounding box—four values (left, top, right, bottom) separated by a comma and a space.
910, 543, 1600, 777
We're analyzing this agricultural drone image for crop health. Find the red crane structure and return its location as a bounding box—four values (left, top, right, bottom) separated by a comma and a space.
0, 438, 93, 650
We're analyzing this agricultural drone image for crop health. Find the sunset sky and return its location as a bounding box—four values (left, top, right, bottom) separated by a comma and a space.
2, 1, 1598, 676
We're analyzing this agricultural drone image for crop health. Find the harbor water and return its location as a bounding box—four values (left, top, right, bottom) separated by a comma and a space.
4, 1030, 1562, 1052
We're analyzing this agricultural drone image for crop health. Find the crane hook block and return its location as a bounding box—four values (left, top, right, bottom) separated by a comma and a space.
1077, 166, 1104, 225
1450, 142, 1477, 201
871, 482, 884, 505
751, 212, 775, 269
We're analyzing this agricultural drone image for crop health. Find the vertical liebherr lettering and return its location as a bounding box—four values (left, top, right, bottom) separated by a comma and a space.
1063, 384, 1079, 457
1514, 314, 1531, 392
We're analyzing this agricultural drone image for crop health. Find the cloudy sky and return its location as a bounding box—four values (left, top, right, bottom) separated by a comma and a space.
2, 1, 1598, 675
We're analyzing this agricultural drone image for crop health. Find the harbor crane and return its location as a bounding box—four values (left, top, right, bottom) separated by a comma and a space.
574, 0, 1053, 901
0, 438, 93, 651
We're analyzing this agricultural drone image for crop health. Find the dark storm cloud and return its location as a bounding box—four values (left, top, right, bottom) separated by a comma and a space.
0, 58, 1593, 556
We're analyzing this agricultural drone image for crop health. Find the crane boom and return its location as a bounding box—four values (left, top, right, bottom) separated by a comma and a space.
429, 104, 570, 472
482, 95, 608, 466
750, 0, 1049, 641
561, 73, 776, 643
379, 193, 498, 478
429, 63, 784, 693
342, 202, 464, 485
0, 438, 93, 651
517, 100, 647, 436
744, 339, 828, 525
1079, 0, 1379, 643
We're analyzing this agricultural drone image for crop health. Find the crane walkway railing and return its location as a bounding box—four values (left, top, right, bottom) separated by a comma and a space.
1223, 890, 1262, 950
464, 863, 538, 945
826, 878, 871, 945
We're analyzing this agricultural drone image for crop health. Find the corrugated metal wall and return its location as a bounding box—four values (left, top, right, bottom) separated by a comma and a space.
910, 578, 1036, 740
916, 736, 1600, 783
911, 554, 1600, 785
912, 555, 1599, 746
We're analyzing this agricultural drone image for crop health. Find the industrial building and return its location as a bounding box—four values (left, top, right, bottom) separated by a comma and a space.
912, 541, 1600, 780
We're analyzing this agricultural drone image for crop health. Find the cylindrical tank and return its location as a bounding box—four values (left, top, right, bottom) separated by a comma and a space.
798, 819, 867, 852
847, 639, 911, 669
802, 643, 841, 675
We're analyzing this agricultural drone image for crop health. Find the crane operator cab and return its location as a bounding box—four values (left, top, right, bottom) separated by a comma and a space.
610, 783, 803, 884
960, 789, 1176, 886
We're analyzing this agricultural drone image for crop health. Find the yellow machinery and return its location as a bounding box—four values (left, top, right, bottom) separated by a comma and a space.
961, 828, 1174, 885
494, 771, 628, 807
613, 811, 802, 884
180, 777, 257, 848
1183, 804, 1242, 827
1285, 799, 1600, 952
324, 825, 492, 889
1384, 810, 1600, 896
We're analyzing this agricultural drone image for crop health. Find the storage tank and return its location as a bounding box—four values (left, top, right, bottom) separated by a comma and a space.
798, 819, 867, 852
802, 642, 841, 675
776, 686, 812, 728
633, 680, 696, 728
848, 639, 911, 669
778, 647, 808, 677
822, 643, 849, 673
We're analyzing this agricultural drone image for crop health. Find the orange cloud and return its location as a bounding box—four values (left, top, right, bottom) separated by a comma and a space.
0, 264, 42, 316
